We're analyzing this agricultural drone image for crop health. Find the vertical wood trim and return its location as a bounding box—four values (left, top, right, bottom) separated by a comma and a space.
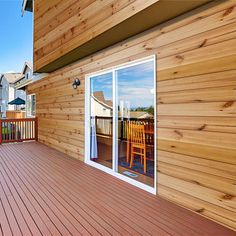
34, 118, 38, 141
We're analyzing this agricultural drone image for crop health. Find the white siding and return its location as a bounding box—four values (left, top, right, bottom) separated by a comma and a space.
91, 96, 112, 117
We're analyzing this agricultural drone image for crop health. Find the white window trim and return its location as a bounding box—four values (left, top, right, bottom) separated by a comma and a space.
85, 55, 157, 194
26, 93, 36, 117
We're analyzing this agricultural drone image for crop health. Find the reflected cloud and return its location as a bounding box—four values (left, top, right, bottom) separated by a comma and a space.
91, 72, 113, 100
117, 61, 154, 108
90, 60, 155, 108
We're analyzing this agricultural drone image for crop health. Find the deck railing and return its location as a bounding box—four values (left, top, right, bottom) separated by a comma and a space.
0, 118, 38, 144
94, 116, 154, 144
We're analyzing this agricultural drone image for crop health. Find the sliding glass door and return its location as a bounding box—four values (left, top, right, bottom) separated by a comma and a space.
87, 56, 156, 191
90, 72, 113, 169
116, 61, 155, 187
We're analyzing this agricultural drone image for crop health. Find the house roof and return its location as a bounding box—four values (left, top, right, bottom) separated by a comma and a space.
1, 73, 22, 84
92, 91, 113, 109
21, 61, 33, 74
129, 111, 153, 119
22, 0, 33, 16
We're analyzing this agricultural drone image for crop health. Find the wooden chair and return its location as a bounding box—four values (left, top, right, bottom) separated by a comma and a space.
127, 122, 147, 173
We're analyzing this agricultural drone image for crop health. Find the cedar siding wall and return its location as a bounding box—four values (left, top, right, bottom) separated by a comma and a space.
33, 0, 158, 71
28, 0, 236, 230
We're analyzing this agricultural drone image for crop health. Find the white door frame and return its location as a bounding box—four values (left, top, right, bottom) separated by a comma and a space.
84, 55, 157, 194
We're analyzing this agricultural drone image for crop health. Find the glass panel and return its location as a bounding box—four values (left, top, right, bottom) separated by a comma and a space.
90, 72, 113, 169
116, 61, 155, 187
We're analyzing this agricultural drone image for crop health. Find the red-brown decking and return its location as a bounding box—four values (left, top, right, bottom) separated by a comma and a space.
0, 142, 235, 236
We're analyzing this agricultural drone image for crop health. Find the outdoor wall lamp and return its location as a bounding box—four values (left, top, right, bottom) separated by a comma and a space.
72, 78, 81, 89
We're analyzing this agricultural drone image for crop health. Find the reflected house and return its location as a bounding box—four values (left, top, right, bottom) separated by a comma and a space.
129, 111, 153, 119
91, 90, 154, 137
91, 91, 113, 136
91, 88, 155, 184
91, 91, 112, 117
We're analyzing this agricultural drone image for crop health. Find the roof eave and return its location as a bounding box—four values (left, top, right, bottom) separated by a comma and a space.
22, 0, 33, 16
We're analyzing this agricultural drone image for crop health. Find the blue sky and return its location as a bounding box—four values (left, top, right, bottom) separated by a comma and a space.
0, 0, 33, 73
91, 61, 154, 108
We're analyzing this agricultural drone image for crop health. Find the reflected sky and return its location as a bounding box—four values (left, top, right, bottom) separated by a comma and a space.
90, 61, 154, 108
117, 61, 154, 108
90, 72, 113, 100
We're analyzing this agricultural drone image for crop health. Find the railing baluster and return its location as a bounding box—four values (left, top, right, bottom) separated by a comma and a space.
29, 120, 30, 139
10, 121, 12, 141
2, 121, 4, 141
20, 121, 25, 140
15, 121, 17, 141
25, 120, 26, 139
4, 121, 6, 141
35, 117, 38, 141
30, 121, 32, 139
25, 122, 28, 139
13, 121, 14, 141
13, 121, 15, 141
30, 120, 32, 139
20, 120, 22, 141
0, 119, 2, 144
25, 120, 27, 139
31, 120, 33, 139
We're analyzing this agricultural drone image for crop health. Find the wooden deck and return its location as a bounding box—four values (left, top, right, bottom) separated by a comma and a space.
0, 142, 235, 236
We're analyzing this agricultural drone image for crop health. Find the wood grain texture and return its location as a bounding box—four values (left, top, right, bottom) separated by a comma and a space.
1, 142, 235, 236
33, 0, 158, 71
28, 0, 236, 230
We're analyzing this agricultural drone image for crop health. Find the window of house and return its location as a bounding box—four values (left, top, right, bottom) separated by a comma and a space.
24, 71, 30, 80
26, 94, 36, 117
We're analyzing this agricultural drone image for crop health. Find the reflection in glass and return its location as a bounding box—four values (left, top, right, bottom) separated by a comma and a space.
89, 59, 155, 188
90, 72, 113, 168
117, 61, 155, 187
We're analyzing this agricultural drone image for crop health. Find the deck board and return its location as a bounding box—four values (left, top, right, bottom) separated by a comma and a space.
0, 142, 235, 236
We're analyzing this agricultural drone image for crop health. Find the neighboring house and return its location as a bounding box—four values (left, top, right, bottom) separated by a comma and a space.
14, 61, 33, 90
91, 91, 152, 118
0, 62, 36, 118
23, 0, 236, 230
0, 62, 37, 118
91, 91, 113, 117
14, 61, 47, 117
0, 73, 23, 117
14, 61, 36, 117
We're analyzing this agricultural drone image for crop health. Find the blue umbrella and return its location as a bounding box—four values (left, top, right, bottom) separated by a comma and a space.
8, 97, 25, 105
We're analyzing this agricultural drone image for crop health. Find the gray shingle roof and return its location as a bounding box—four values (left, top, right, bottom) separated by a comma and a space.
2, 73, 22, 84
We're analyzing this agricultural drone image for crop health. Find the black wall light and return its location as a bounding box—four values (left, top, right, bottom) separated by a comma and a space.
72, 78, 81, 89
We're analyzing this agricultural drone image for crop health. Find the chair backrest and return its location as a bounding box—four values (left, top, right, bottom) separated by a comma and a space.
127, 121, 145, 145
